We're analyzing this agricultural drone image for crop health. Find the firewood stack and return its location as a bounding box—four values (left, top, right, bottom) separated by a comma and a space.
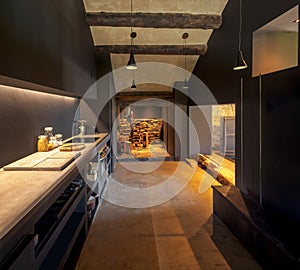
130, 119, 162, 149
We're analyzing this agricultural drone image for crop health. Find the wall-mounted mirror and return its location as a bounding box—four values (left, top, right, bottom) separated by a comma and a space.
252, 5, 298, 77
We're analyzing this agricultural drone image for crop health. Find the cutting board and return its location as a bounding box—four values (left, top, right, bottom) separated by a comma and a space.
3, 150, 81, 171
3, 152, 50, 171
48, 151, 81, 160
33, 158, 75, 171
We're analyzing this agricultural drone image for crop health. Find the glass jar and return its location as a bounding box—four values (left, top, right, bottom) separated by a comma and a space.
55, 134, 63, 146
48, 136, 57, 150
44, 126, 54, 141
37, 135, 48, 152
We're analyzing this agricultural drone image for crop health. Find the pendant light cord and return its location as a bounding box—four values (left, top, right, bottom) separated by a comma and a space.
130, 0, 133, 46
184, 38, 187, 81
238, 0, 243, 51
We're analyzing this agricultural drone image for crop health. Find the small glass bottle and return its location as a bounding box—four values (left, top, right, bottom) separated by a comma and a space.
55, 134, 63, 146
37, 135, 48, 152
48, 136, 58, 150
51, 136, 58, 148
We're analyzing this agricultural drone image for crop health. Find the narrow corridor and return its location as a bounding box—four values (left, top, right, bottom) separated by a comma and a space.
76, 161, 261, 270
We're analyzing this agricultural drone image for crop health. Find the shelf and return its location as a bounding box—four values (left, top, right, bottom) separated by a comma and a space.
38, 212, 86, 270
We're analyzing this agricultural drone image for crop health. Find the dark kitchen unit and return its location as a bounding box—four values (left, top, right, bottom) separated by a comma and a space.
0, 134, 110, 270
1, 0, 300, 269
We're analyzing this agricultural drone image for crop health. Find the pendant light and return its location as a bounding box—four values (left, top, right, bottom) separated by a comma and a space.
131, 80, 137, 88
131, 71, 137, 89
182, 32, 189, 90
126, 0, 138, 70
233, 0, 248, 70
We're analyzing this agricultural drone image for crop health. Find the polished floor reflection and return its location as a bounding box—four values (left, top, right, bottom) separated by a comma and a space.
76, 161, 261, 270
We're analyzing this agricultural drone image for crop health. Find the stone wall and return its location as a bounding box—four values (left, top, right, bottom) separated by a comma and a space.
212, 104, 235, 152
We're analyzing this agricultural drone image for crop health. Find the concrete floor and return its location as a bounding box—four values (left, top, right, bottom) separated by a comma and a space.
76, 161, 262, 270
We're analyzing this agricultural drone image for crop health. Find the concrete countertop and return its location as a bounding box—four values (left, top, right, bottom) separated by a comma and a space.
0, 133, 109, 241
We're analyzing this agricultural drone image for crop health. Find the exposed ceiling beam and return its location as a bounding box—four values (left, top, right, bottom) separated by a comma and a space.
117, 90, 173, 97
116, 91, 173, 102
95, 45, 207, 55
86, 12, 222, 29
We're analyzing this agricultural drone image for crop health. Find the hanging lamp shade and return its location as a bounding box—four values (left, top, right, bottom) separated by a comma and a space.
182, 32, 189, 90
182, 79, 189, 90
126, 51, 137, 70
233, 0, 248, 71
131, 79, 137, 89
233, 50, 248, 70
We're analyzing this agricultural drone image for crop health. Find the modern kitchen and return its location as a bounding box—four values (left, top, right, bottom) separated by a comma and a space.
0, 0, 300, 269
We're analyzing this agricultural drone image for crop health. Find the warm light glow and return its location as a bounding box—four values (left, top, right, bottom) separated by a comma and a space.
233, 65, 248, 71
182, 79, 189, 90
126, 65, 138, 70
233, 50, 248, 70
293, 18, 300, 23
0, 84, 78, 101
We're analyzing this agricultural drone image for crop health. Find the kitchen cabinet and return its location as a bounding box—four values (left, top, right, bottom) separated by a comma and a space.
36, 179, 87, 270
85, 144, 111, 227
0, 134, 110, 270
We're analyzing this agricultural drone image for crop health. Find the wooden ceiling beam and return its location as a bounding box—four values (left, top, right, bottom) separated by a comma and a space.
86, 12, 222, 29
116, 91, 173, 102
117, 90, 172, 97
95, 44, 207, 55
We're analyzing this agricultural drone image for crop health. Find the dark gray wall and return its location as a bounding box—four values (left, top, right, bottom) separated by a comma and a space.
189, 106, 212, 156
193, 0, 300, 225
132, 106, 162, 119
96, 52, 114, 133
0, 84, 78, 168
0, 0, 96, 97
174, 86, 188, 160
0, 0, 96, 167
80, 52, 114, 134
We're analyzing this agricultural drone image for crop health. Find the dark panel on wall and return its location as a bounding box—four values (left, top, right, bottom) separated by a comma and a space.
132, 106, 162, 119
193, 0, 300, 226
96, 52, 113, 133
174, 84, 188, 160
0, 84, 78, 168
80, 52, 113, 134
260, 68, 300, 223
0, 0, 96, 96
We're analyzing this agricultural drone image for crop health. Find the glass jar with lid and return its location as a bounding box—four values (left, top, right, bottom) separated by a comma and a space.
51, 136, 59, 148
37, 135, 48, 152
44, 126, 54, 141
55, 134, 63, 146
48, 136, 58, 150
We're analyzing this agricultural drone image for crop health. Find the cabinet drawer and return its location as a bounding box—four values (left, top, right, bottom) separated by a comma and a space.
0, 234, 37, 270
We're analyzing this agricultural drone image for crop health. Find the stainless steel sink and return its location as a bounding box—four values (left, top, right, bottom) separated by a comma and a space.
71, 137, 96, 143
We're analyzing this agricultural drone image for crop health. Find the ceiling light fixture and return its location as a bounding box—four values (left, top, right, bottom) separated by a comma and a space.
293, 18, 300, 23
126, 0, 138, 70
182, 32, 189, 90
131, 80, 137, 89
131, 71, 137, 89
233, 0, 248, 70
